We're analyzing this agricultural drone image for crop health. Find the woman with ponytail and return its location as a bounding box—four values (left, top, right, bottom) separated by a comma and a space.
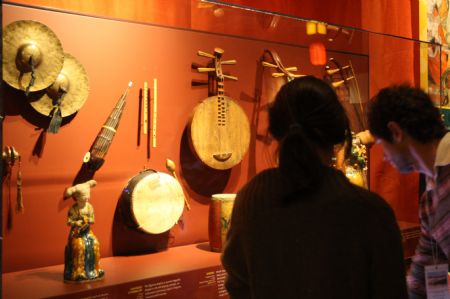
221, 76, 407, 299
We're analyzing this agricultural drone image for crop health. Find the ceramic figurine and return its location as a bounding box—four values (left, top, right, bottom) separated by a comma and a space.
63, 179, 104, 283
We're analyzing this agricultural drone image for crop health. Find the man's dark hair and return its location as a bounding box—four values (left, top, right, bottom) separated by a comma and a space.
367, 85, 446, 143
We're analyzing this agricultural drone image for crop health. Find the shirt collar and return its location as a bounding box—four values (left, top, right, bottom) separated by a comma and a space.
435, 131, 450, 167
425, 132, 450, 191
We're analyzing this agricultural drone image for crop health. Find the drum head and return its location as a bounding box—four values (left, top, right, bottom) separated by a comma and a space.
130, 172, 185, 234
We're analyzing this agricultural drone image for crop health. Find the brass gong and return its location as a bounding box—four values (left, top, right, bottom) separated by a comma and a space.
3, 20, 64, 92
29, 53, 89, 117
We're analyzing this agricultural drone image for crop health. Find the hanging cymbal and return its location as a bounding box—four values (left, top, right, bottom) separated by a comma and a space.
3, 20, 64, 92
29, 53, 89, 117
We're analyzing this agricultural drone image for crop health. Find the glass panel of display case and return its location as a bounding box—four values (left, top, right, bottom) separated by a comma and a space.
191, 0, 368, 56
1, 1, 438, 298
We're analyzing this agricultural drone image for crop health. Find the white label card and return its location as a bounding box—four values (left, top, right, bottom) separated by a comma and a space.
425, 264, 450, 299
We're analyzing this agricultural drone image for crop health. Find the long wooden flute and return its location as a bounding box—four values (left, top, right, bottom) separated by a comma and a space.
152, 78, 157, 148
146, 83, 151, 159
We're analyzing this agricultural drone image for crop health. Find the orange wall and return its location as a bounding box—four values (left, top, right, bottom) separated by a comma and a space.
362, 0, 420, 222
3, 0, 192, 27
6, 0, 419, 220
2, 2, 372, 272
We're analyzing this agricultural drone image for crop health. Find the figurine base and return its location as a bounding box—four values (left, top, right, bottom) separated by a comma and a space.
64, 274, 105, 284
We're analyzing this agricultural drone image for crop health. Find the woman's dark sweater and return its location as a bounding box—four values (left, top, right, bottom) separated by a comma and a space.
221, 167, 408, 299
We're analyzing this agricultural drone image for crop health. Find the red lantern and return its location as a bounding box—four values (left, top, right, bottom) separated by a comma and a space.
309, 42, 327, 66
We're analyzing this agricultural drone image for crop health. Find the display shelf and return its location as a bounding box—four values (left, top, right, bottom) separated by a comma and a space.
3, 243, 228, 299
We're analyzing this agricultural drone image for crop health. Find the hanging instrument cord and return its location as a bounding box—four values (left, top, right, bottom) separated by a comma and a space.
24, 56, 37, 97
2, 146, 24, 217
48, 86, 67, 134
16, 155, 23, 213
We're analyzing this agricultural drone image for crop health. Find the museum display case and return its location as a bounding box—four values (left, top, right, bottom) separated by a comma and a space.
1, 0, 434, 297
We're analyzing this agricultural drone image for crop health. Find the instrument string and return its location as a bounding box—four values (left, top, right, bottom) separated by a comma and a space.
348, 61, 366, 129
326, 59, 365, 132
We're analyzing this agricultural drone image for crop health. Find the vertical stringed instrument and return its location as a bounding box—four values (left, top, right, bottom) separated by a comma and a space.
261, 49, 304, 82
324, 58, 366, 133
190, 48, 250, 170
257, 50, 305, 144
324, 59, 369, 188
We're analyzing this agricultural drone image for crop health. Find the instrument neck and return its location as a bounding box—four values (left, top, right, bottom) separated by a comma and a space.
217, 78, 224, 97
217, 78, 226, 127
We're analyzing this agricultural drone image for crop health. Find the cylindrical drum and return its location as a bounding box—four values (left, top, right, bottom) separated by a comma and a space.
208, 193, 236, 252
119, 169, 185, 234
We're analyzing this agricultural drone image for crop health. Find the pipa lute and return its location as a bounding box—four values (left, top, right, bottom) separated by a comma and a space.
190, 48, 250, 170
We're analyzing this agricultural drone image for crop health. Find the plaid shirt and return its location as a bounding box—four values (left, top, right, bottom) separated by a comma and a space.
408, 132, 450, 299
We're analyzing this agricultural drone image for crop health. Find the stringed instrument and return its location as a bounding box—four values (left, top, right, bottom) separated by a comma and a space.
261, 49, 305, 82
324, 59, 369, 188
190, 48, 250, 170
324, 58, 366, 133
257, 50, 305, 144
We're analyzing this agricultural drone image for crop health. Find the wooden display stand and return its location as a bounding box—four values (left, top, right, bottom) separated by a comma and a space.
3, 243, 229, 299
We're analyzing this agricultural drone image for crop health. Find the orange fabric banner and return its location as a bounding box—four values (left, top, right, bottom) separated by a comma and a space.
362, 0, 419, 222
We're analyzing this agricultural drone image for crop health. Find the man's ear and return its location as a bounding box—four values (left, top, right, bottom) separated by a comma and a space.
387, 121, 403, 143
